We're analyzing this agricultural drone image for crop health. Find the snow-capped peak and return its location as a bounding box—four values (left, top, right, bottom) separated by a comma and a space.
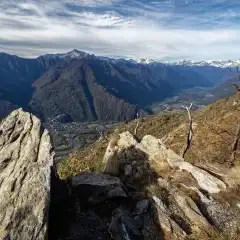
165, 59, 240, 68
39, 50, 240, 69
40, 49, 91, 60
128, 58, 240, 68
136, 58, 155, 64
64, 49, 89, 59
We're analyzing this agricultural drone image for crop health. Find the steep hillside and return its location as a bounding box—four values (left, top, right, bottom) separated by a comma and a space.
166, 64, 235, 85
58, 92, 240, 179
54, 93, 240, 240
29, 60, 148, 121
0, 52, 61, 115
165, 92, 240, 166
202, 75, 240, 104
121, 92, 240, 166
0, 53, 60, 103
88, 59, 174, 107
0, 50, 231, 121
149, 64, 212, 89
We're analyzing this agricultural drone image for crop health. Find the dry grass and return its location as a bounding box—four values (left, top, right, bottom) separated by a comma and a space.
146, 184, 170, 200
119, 112, 186, 140
213, 184, 240, 205
187, 228, 240, 240
165, 93, 240, 166
119, 93, 240, 167
58, 93, 240, 179
58, 140, 108, 179
58, 112, 185, 179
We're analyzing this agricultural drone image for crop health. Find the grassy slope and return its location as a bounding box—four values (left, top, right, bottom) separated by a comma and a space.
58, 92, 240, 179
166, 92, 240, 165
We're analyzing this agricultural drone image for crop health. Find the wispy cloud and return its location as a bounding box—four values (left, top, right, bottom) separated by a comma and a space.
0, 0, 239, 60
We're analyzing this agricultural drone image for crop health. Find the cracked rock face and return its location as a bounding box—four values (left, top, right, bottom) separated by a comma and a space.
101, 131, 240, 238
0, 108, 54, 240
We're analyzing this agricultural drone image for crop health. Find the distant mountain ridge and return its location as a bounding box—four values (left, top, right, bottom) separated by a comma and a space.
40, 50, 240, 69
0, 49, 237, 121
165, 59, 240, 68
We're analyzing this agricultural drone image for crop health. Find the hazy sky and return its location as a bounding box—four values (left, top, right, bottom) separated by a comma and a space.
0, 0, 240, 61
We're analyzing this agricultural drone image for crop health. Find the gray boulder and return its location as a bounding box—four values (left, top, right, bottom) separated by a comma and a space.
0, 108, 54, 240
71, 172, 127, 203
135, 199, 150, 215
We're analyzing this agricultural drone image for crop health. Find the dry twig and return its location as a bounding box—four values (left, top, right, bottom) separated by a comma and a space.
181, 103, 193, 158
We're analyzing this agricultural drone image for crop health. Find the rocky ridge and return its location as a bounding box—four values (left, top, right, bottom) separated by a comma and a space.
52, 129, 240, 239
0, 108, 239, 239
103, 131, 240, 238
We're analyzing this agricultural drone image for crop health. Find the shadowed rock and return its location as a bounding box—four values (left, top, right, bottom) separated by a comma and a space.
71, 172, 127, 204
101, 131, 240, 238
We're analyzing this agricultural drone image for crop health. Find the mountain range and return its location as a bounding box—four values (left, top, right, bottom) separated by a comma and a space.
0, 49, 238, 122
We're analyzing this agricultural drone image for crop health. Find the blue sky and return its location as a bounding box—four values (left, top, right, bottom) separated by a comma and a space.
0, 0, 239, 61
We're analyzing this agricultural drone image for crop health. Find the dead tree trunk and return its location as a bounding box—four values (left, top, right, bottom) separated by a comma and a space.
229, 66, 240, 91
181, 103, 193, 158
96, 127, 108, 141
230, 124, 240, 163
134, 112, 140, 136
134, 120, 139, 136
233, 83, 240, 92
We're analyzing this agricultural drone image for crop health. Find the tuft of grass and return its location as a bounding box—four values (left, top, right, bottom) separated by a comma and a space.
118, 112, 185, 140
55, 145, 71, 151
213, 184, 240, 205
58, 140, 108, 179
186, 228, 240, 240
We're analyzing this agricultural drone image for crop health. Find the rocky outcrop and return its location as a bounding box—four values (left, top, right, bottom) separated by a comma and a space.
103, 131, 227, 194
100, 131, 240, 239
152, 196, 186, 240
138, 135, 226, 194
0, 108, 54, 240
48, 130, 240, 239
71, 172, 127, 204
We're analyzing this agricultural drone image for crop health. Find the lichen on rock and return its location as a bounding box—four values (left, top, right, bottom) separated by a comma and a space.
0, 108, 54, 240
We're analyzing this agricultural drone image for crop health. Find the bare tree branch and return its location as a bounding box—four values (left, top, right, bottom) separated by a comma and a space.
96, 127, 108, 141
134, 112, 140, 136
181, 103, 193, 158
228, 66, 240, 91
134, 120, 140, 136
230, 124, 240, 164
233, 83, 240, 92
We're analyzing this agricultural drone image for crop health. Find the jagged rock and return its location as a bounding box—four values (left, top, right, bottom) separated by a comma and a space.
103, 132, 138, 177
118, 132, 138, 149
124, 165, 133, 177
71, 172, 127, 203
135, 199, 150, 215
99, 131, 240, 238
138, 135, 226, 194
157, 178, 211, 231
137, 134, 184, 168
152, 196, 186, 240
192, 188, 240, 235
178, 162, 226, 194
103, 140, 120, 176
152, 196, 168, 213
109, 208, 142, 240
0, 108, 54, 240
